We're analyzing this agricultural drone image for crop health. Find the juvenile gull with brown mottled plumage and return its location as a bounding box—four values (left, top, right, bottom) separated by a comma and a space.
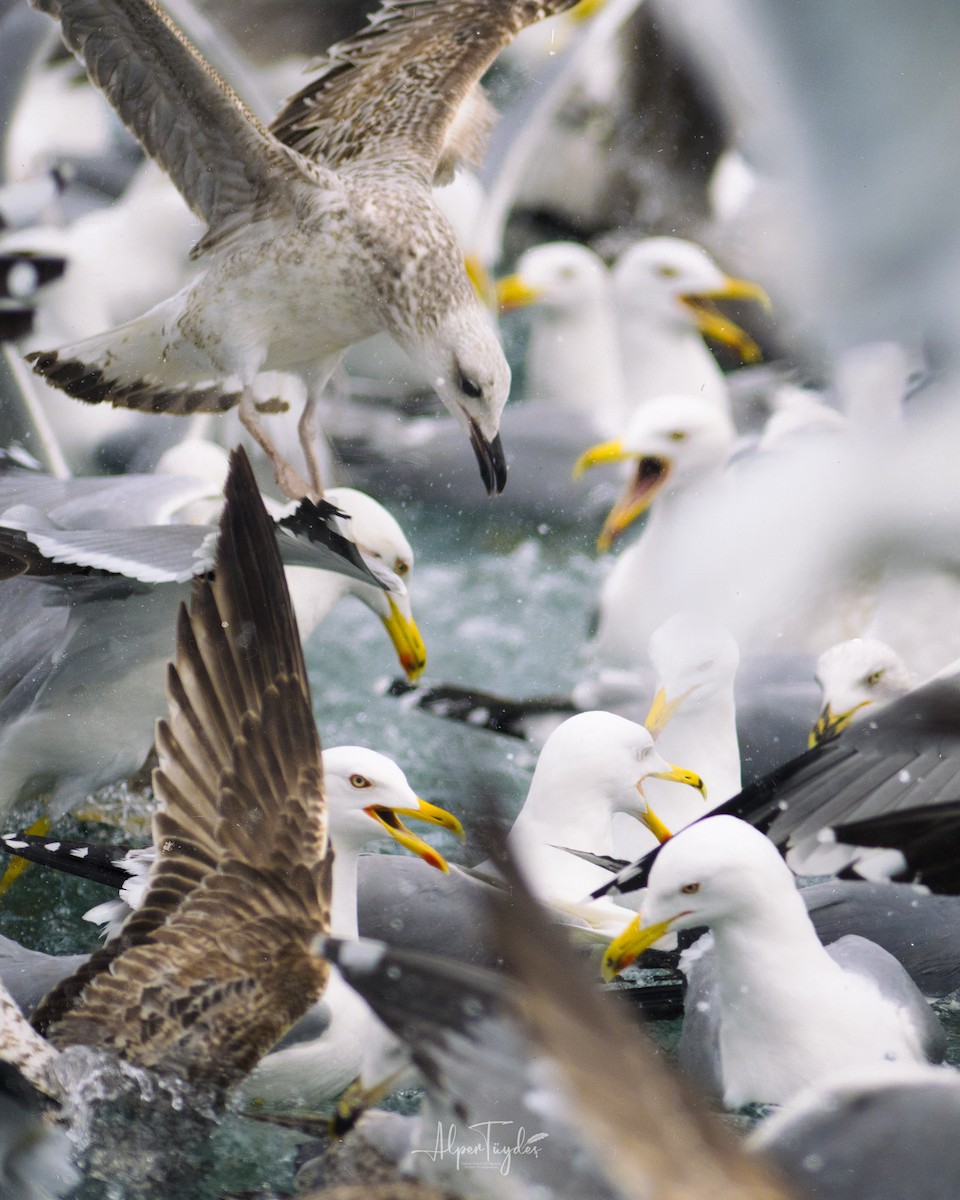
25, 0, 583, 499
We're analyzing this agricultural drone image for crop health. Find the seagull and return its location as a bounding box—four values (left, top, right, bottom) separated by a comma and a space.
0, 474, 424, 821
601, 816, 945, 1108
612, 237, 769, 416
21, 0, 588, 499
809, 637, 912, 746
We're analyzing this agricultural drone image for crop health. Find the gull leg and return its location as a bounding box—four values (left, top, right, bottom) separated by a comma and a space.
238, 387, 310, 501
298, 391, 325, 499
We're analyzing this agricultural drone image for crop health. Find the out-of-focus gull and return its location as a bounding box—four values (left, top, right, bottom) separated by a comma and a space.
22, 0, 591, 499
809, 637, 912, 747
496, 240, 628, 436
0, 477, 424, 821
602, 816, 945, 1108
30, 446, 334, 1095
612, 238, 768, 416
750, 1064, 960, 1200
610, 613, 740, 859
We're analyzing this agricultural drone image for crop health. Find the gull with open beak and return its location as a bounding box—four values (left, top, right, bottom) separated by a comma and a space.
502, 710, 705, 938
612, 237, 771, 413
575, 392, 737, 552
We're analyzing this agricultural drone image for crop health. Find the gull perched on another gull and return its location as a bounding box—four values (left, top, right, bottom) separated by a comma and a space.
22, 0, 587, 499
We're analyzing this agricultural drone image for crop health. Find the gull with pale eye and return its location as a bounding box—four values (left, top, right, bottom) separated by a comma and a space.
612, 237, 770, 416
602, 816, 945, 1108
810, 638, 912, 747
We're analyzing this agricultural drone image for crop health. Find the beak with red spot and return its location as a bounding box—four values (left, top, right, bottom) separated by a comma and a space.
602, 911, 688, 981
573, 441, 671, 552
680, 276, 771, 364
364, 797, 465, 873
380, 594, 427, 682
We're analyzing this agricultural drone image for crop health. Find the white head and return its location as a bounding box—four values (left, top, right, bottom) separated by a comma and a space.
323, 746, 463, 869
613, 237, 767, 361
326, 488, 425, 681
576, 394, 736, 550
810, 638, 911, 745
648, 613, 740, 712
410, 305, 510, 495
498, 242, 612, 318
523, 711, 704, 836
602, 816, 793, 977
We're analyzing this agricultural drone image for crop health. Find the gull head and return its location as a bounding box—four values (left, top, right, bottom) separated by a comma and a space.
602, 816, 788, 979
646, 613, 741, 727
496, 241, 611, 317
810, 638, 911, 747
575, 394, 736, 550
613, 236, 769, 361
529, 711, 704, 842
410, 305, 510, 496
325, 487, 426, 682
323, 746, 463, 872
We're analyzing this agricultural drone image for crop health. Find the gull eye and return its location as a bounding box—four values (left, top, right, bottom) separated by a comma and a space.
394, 558, 410, 577
350, 774, 372, 789
668, 430, 688, 442
558, 265, 577, 281
457, 368, 482, 399
680, 882, 700, 895
865, 669, 885, 686
657, 264, 679, 278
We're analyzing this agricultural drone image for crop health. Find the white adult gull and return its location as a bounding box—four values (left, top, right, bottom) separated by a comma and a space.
22, 0, 585, 499
503, 710, 704, 936
809, 637, 912, 746
602, 815, 945, 1108
0, 479, 425, 821
612, 237, 769, 417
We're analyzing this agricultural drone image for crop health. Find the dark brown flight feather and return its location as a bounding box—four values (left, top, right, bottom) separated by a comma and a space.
32, 447, 332, 1095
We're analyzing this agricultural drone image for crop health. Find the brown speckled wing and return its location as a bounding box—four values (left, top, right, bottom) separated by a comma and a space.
29, 0, 326, 250
271, 0, 582, 183
33, 448, 332, 1094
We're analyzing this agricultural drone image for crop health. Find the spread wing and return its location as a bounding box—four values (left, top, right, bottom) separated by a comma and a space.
33, 448, 332, 1094
271, 0, 583, 184
30, 0, 328, 253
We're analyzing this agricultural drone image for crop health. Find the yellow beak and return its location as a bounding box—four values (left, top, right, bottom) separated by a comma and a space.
636, 803, 673, 845
465, 254, 496, 310
496, 273, 544, 312
381, 596, 427, 681
601, 914, 679, 981
572, 438, 627, 478
643, 686, 693, 737
575, 441, 672, 552
648, 763, 708, 802
808, 700, 869, 748
681, 277, 771, 363
364, 797, 464, 873
570, 0, 607, 20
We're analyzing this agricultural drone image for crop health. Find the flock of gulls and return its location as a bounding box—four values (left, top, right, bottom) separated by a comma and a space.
2, 0, 960, 1197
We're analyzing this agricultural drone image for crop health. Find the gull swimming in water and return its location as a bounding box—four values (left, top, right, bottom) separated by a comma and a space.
22, 0, 587, 499
602, 815, 945, 1108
